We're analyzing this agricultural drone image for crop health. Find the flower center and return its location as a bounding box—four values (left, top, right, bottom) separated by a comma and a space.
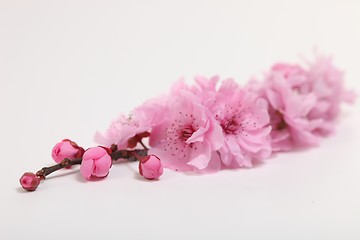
277, 118, 287, 130
180, 125, 195, 142
221, 118, 239, 134
274, 111, 287, 130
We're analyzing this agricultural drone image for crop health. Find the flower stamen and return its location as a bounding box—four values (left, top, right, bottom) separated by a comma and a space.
221, 118, 239, 134
180, 125, 195, 141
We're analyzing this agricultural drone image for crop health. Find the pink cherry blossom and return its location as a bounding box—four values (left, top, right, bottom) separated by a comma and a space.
182, 77, 272, 168
51, 139, 84, 163
264, 72, 323, 151
306, 56, 356, 135
19, 172, 40, 191
94, 54, 355, 173
80, 147, 112, 180
149, 90, 223, 172
139, 155, 164, 180
213, 79, 272, 168
266, 56, 355, 147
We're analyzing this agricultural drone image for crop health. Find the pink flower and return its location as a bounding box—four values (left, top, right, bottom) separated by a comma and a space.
150, 77, 272, 171
264, 72, 323, 151
51, 139, 84, 163
95, 55, 354, 173
179, 77, 271, 168
139, 155, 164, 180
213, 79, 272, 167
266, 56, 355, 147
149, 90, 223, 172
306, 56, 356, 134
80, 147, 112, 180
19, 172, 40, 191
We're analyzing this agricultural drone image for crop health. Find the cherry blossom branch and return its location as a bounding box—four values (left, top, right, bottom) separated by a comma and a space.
36, 148, 148, 180
111, 148, 148, 161
19, 139, 157, 191
19, 55, 354, 192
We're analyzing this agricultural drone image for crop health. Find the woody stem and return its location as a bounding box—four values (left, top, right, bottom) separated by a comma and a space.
129, 151, 144, 162
139, 140, 149, 150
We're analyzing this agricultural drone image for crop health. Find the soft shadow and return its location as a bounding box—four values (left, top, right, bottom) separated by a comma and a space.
16, 187, 28, 193
183, 171, 202, 176
125, 162, 138, 174
221, 162, 265, 173
248, 159, 266, 169
183, 159, 268, 175
74, 173, 107, 182
286, 145, 314, 153
133, 173, 160, 182
134, 173, 149, 182
75, 173, 87, 183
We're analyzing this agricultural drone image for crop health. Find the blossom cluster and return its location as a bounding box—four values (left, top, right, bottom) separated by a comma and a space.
96, 56, 355, 173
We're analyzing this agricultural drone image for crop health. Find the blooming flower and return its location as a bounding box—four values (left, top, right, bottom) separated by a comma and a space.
264, 71, 323, 151
262, 56, 356, 151
177, 77, 272, 168
150, 77, 272, 171
93, 54, 354, 173
212, 79, 272, 167
51, 139, 84, 163
306, 56, 356, 135
149, 90, 223, 172
80, 147, 112, 180
19, 172, 40, 191
139, 155, 164, 180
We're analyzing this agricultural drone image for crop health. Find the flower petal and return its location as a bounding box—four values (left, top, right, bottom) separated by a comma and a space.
80, 159, 94, 180
93, 154, 112, 177
83, 147, 108, 161
187, 141, 212, 170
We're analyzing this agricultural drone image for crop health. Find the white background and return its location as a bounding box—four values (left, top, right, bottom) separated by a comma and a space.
1, 1, 360, 239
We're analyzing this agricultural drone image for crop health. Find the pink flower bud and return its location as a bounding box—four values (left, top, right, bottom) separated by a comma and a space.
19, 172, 40, 191
80, 146, 112, 180
51, 139, 85, 163
139, 155, 163, 180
